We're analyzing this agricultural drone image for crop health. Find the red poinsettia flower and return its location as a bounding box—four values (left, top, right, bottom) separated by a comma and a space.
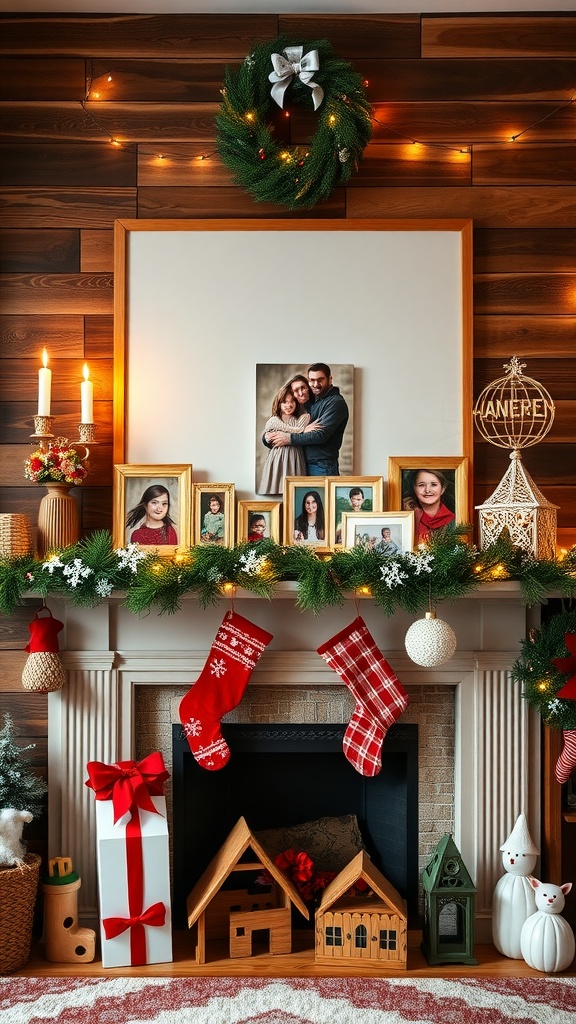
275, 848, 314, 884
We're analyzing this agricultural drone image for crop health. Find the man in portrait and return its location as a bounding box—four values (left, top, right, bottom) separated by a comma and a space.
263, 363, 349, 478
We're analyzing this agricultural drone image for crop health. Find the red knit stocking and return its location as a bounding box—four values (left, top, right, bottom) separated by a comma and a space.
317, 616, 408, 777
555, 729, 576, 784
179, 610, 273, 770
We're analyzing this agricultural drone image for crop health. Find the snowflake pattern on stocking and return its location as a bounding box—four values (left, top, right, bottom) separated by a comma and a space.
210, 657, 227, 678
183, 718, 202, 738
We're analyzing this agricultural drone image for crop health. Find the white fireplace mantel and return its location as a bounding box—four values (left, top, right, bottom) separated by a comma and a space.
48, 585, 541, 943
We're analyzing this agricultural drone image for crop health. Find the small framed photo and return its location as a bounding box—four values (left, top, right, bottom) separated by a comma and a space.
341, 511, 414, 553
194, 483, 235, 546
388, 457, 469, 545
237, 501, 281, 544
327, 476, 384, 548
113, 464, 192, 555
283, 477, 330, 552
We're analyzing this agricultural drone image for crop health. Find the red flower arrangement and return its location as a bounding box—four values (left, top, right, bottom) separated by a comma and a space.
257, 847, 336, 903
24, 439, 88, 485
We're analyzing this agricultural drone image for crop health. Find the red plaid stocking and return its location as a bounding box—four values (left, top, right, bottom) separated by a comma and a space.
555, 729, 576, 784
317, 616, 408, 777
179, 610, 273, 770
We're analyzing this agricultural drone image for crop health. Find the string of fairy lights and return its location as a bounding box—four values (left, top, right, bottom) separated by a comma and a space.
81, 64, 574, 166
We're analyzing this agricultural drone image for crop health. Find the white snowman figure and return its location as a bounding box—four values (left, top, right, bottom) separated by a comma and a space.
520, 877, 575, 973
492, 812, 539, 958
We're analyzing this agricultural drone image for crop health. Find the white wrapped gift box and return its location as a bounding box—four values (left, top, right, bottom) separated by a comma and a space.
94, 794, 172, 968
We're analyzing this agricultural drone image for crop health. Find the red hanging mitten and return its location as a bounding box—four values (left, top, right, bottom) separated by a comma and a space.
22, 606, 66, 693
179, 610, 273, 770
318, 616, 409, 777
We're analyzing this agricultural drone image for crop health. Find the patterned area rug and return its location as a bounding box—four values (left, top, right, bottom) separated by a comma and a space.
1, 976, 576, 1024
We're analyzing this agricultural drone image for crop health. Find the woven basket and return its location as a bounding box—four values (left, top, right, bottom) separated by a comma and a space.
21, 652, 66, 693
0, 514, 33, 557
0, 853, 41, 973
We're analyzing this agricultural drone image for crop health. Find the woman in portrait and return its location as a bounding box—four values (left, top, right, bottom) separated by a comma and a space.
259, 376, 320, 494
294, 490, 325, 544
404, 468, 455, 543
126, 483, 177, 545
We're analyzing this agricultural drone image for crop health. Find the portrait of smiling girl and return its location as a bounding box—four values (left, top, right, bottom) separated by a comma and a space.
125, 483, 178, 545
403, 468, 455, 542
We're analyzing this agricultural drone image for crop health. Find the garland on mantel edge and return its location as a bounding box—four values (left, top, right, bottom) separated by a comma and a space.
0, 527, 575, 619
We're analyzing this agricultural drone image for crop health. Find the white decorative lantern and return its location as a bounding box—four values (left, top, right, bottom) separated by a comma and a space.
404, 611, 456, 668
520, 877, 575, 973
473, 357, 557, 558
492, 813, 538, 959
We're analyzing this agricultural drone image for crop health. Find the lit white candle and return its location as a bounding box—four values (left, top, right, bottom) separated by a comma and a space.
81, 363, 94, 423
38, 348, 52, 416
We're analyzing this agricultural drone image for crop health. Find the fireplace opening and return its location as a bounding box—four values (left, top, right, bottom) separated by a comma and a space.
172, 722, 419, 928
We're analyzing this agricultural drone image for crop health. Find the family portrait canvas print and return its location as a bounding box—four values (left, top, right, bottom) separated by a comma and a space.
255, 363, 354, 495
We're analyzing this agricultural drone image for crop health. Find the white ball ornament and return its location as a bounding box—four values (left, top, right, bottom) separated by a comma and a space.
404, 611, 457, 668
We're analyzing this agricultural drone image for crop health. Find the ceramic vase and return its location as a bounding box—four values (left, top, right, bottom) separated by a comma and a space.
37, 482, 80, 557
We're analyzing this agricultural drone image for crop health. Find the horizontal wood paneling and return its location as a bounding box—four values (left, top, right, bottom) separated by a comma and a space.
347, 186, 576, 228
366, 101, 576, 144
0, 188, 137, 228
0, 14, 279, 58
136, 185, 346, 219
0, 314, 85, 358
474, 359, 576, 401
474, 230, 576, 274
0, 357, 112, 403
473, 143, 576, 186
0, 57, 85, 100
473, 315, 576, 358
474, 274, 576, 315
0, 101, 219, 142
0, 607, 32, 649
0, 229, 80, 274
0, 142, 137, 187
278, 14, 420, 58
0, 401, 112, 445
80, 230, 114, 272
84, 315, 113, 358
1, 443, 113, 489
0, 273, 113, 315
422, 15, 576, 57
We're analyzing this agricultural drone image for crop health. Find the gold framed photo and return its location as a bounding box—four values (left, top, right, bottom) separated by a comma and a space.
113, 464, 192, 555
327, 476, 384, 548
388, 456, 469, 546
237, 500, 281, 544
194, 483, 235, 546
341, 511, 414, 553
283, 477, 330, 552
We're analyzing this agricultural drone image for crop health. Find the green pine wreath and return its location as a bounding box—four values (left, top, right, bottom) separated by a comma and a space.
216, 37, 373, 209
512, 610, 576, 731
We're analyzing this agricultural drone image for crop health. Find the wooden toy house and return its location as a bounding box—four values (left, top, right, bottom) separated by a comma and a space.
315, 851, 408, 969
186, 816, 309, 963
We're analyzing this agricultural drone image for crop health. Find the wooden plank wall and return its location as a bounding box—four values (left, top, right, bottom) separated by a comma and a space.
0, 12, 574, 855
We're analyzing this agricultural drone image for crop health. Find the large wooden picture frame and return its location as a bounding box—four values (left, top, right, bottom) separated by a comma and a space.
113, 463, 192, 555
114, 220, 473, 499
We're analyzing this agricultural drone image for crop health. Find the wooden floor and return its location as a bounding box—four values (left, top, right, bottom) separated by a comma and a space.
16, 930, 576, 978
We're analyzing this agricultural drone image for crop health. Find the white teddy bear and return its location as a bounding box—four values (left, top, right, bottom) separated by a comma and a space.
0, 808, 34, 867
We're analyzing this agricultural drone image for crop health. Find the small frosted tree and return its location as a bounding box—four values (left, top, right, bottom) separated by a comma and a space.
0, 714, 47, 817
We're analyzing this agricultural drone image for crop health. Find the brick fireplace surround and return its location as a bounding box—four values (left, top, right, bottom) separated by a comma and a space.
49, 583, 540, 944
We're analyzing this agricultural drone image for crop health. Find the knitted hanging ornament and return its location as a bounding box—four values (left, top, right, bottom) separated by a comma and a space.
179, 609, 273, 770
317, 616, 408, 777
22, 606, 66, 693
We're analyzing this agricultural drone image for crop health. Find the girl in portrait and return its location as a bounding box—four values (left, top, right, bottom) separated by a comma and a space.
201, 494, 225, 543
247, 513, 267, 542
259, 376, 319, 494
294, 489, 325, 544
126, 483, 177, 545
404, 468, 455, 543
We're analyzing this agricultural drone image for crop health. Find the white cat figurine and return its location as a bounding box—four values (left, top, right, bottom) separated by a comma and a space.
520, 877, 575, 973
492, 813, 538, 959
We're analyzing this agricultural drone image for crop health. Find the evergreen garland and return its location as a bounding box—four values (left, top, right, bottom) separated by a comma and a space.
512, 610, 576, 731
0, 714, 47, 816
216, 37, 373, 209
0, 528, 575, 619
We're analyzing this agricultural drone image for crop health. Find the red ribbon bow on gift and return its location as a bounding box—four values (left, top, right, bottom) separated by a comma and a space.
103, 901, 166, 940
85, 752, 169, 823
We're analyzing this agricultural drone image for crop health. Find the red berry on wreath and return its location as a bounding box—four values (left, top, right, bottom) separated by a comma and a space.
258, 148, 266, 160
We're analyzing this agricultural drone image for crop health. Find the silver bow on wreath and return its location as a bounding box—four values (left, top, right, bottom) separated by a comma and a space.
269, 46, 324, 111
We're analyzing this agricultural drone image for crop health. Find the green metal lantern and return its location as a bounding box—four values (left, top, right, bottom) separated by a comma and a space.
421, 834, 477, 966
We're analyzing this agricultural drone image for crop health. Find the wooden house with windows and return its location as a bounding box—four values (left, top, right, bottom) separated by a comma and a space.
315, 851, 407, 969
186, 816, 309, 963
